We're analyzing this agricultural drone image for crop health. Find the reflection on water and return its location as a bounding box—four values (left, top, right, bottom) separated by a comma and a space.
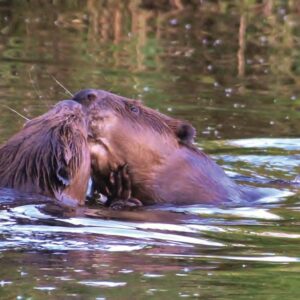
0, 0, 300, 141
0, 1, 300, 299
1, 137, 300, 299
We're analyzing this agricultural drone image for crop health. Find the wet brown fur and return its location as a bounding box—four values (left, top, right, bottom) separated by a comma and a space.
0, 100, 91, 205
73, 89, 258, 205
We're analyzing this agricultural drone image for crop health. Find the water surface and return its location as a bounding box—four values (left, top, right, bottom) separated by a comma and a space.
0, 1, 300, 299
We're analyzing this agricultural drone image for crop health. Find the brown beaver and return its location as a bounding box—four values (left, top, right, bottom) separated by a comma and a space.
73, 89, 260, 207
0, 100, 91, 208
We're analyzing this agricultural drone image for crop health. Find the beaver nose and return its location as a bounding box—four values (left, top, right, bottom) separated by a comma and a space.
72, 89, 98, 104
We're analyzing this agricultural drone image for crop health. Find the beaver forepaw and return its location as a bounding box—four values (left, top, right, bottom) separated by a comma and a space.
110, 198, 143, 211
105, 164, 143, 210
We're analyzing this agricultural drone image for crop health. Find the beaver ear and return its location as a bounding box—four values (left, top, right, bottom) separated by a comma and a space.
175, 122, 196, 144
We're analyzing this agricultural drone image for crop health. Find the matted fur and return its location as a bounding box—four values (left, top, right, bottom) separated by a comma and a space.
0, 100, 90, 205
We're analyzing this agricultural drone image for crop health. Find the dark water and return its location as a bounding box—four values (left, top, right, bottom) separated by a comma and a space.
0, 1, 300, 299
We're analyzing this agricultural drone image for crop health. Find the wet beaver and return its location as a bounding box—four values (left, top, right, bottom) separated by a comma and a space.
0, 100, 91, 208
73, 89, 260, 207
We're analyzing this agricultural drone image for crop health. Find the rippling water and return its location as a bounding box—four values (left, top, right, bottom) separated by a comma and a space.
0, 1, 300, 299
1, 138, 300, 299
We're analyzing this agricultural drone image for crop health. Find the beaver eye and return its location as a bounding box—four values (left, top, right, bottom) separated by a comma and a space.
129, 104, 139, 114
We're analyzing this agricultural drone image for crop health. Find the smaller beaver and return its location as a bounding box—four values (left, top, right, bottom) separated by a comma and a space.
0, 100, 91, 208
73, 89, 260, 207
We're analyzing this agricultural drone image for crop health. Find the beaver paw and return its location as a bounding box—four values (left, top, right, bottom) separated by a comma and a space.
105, 164, 143, 210
110, 198, 143, 211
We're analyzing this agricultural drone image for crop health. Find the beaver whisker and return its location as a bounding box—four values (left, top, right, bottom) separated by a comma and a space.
49, 73, 74, 97
28, 65, 44, 100
2, 105, 30, 121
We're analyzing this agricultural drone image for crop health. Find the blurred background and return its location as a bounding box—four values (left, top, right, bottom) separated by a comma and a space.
0, 0, 299, 141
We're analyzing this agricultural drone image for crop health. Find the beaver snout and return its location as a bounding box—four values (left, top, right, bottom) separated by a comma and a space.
72, 89, 97, 104
73, 89, 112, 107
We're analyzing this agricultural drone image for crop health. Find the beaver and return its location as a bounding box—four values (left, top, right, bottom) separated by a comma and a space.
0, 100, 91, 208
73, 89, 260, 207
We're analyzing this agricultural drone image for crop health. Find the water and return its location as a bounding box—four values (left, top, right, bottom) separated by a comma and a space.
0, 1, 300, 299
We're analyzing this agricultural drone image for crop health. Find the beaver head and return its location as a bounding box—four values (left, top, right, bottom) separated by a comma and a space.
73, 89, 196, 203
0, 100, 91, 205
